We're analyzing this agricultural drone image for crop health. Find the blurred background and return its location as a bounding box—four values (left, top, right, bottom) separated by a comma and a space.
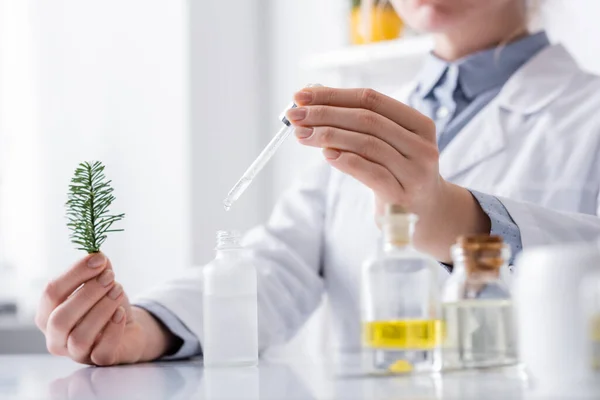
0, 0, 598, 355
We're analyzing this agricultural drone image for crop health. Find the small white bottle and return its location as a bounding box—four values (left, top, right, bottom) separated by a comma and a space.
203, 230, 258, 367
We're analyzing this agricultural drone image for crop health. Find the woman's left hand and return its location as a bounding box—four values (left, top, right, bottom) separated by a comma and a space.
287, 86, 490, 261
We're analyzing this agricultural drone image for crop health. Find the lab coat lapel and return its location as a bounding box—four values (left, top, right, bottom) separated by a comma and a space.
392, 80, 507, 181
439, 105, 506, 181
392, 70, 508, 182
438, 44, 578, 181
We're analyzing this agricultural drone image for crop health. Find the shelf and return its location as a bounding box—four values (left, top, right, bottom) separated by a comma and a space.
301, 35, 433, 72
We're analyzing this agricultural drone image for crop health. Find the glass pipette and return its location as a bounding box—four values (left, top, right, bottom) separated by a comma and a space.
223, 84, 321, 211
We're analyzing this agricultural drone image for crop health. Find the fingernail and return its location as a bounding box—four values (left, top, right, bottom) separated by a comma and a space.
87, 253, 106, 268
295, 127, 313, 139
323, 148, 341, 160
97, 270, 115, 287
107, 283, 123, 300
286, 107, 306, 121
294, 91, 313, 104
112, 307, 125, 323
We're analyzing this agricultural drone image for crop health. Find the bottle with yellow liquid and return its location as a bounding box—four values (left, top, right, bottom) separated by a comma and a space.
441, 235, 517, 370
589, 307, 600, 371
361, 204, 442, 374
582, 271, 600, 371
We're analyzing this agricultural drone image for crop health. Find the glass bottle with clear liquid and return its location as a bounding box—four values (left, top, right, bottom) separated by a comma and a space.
441, 235, 518, 370
203, 230, 258, 367
361, 204, 442, 374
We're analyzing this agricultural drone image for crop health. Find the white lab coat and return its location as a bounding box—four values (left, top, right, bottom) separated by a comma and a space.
137, 44, 600, 354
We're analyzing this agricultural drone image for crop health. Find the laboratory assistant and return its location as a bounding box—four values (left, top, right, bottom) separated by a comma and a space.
132, 36, 600, 359
36, 0, 600, 365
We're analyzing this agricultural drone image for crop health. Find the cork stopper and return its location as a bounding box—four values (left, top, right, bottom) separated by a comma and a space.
455, 235, 505, 276
457, 234, 504, 249
385, 204, 407, 216
381, 204, 415, 246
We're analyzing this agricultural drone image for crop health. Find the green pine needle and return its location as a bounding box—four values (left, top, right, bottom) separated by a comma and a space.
66, 161, 125, 253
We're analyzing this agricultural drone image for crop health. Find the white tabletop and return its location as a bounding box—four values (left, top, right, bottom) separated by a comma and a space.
0, 354, 598, 399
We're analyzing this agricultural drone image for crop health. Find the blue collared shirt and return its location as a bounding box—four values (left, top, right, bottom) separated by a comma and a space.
139, 32, 551, 359
410, 31, 550, 152
409, 31, 550, 267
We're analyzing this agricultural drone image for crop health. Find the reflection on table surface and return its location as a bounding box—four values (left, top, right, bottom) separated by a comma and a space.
0, 354, 599, 399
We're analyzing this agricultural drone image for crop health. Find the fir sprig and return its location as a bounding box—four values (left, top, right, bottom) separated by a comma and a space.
66, 161, 125, 253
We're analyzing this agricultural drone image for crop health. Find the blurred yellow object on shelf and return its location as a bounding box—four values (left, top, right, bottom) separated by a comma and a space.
350, 2, 403, 45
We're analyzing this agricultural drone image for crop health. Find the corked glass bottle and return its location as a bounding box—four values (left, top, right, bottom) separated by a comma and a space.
361, 204, 442, 374
441, 235, 518, 370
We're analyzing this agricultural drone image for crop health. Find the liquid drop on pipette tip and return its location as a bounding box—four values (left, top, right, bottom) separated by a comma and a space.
222, 177, 253, 212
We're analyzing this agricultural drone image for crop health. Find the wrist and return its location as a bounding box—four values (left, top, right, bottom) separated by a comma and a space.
453, 183, 492, 235
133, 306, 181, 361
413, 181, 491, 263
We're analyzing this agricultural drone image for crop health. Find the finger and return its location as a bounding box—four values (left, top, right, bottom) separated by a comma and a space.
36, 253, 109, 332
287, 105, 424, 158
295, 126, 410, 180
90, 307, 126, 366
66, 283, 124, 363
104, 259, 133, 324
45, 270, 116, 356
323, 149, 405, 203
294, 87, 436, 140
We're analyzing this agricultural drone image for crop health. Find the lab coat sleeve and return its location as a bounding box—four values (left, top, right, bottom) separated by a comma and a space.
134, 162, 329, 355
135, 300, 202, 359
498, 196, 600, 250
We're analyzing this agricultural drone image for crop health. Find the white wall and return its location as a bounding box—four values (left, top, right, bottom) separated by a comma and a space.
0, 0, 191, 315
0, 0, 47, 311
266, 0, 348, 205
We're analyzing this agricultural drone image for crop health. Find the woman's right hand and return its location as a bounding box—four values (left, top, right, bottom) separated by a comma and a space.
35, 253, 176, 366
